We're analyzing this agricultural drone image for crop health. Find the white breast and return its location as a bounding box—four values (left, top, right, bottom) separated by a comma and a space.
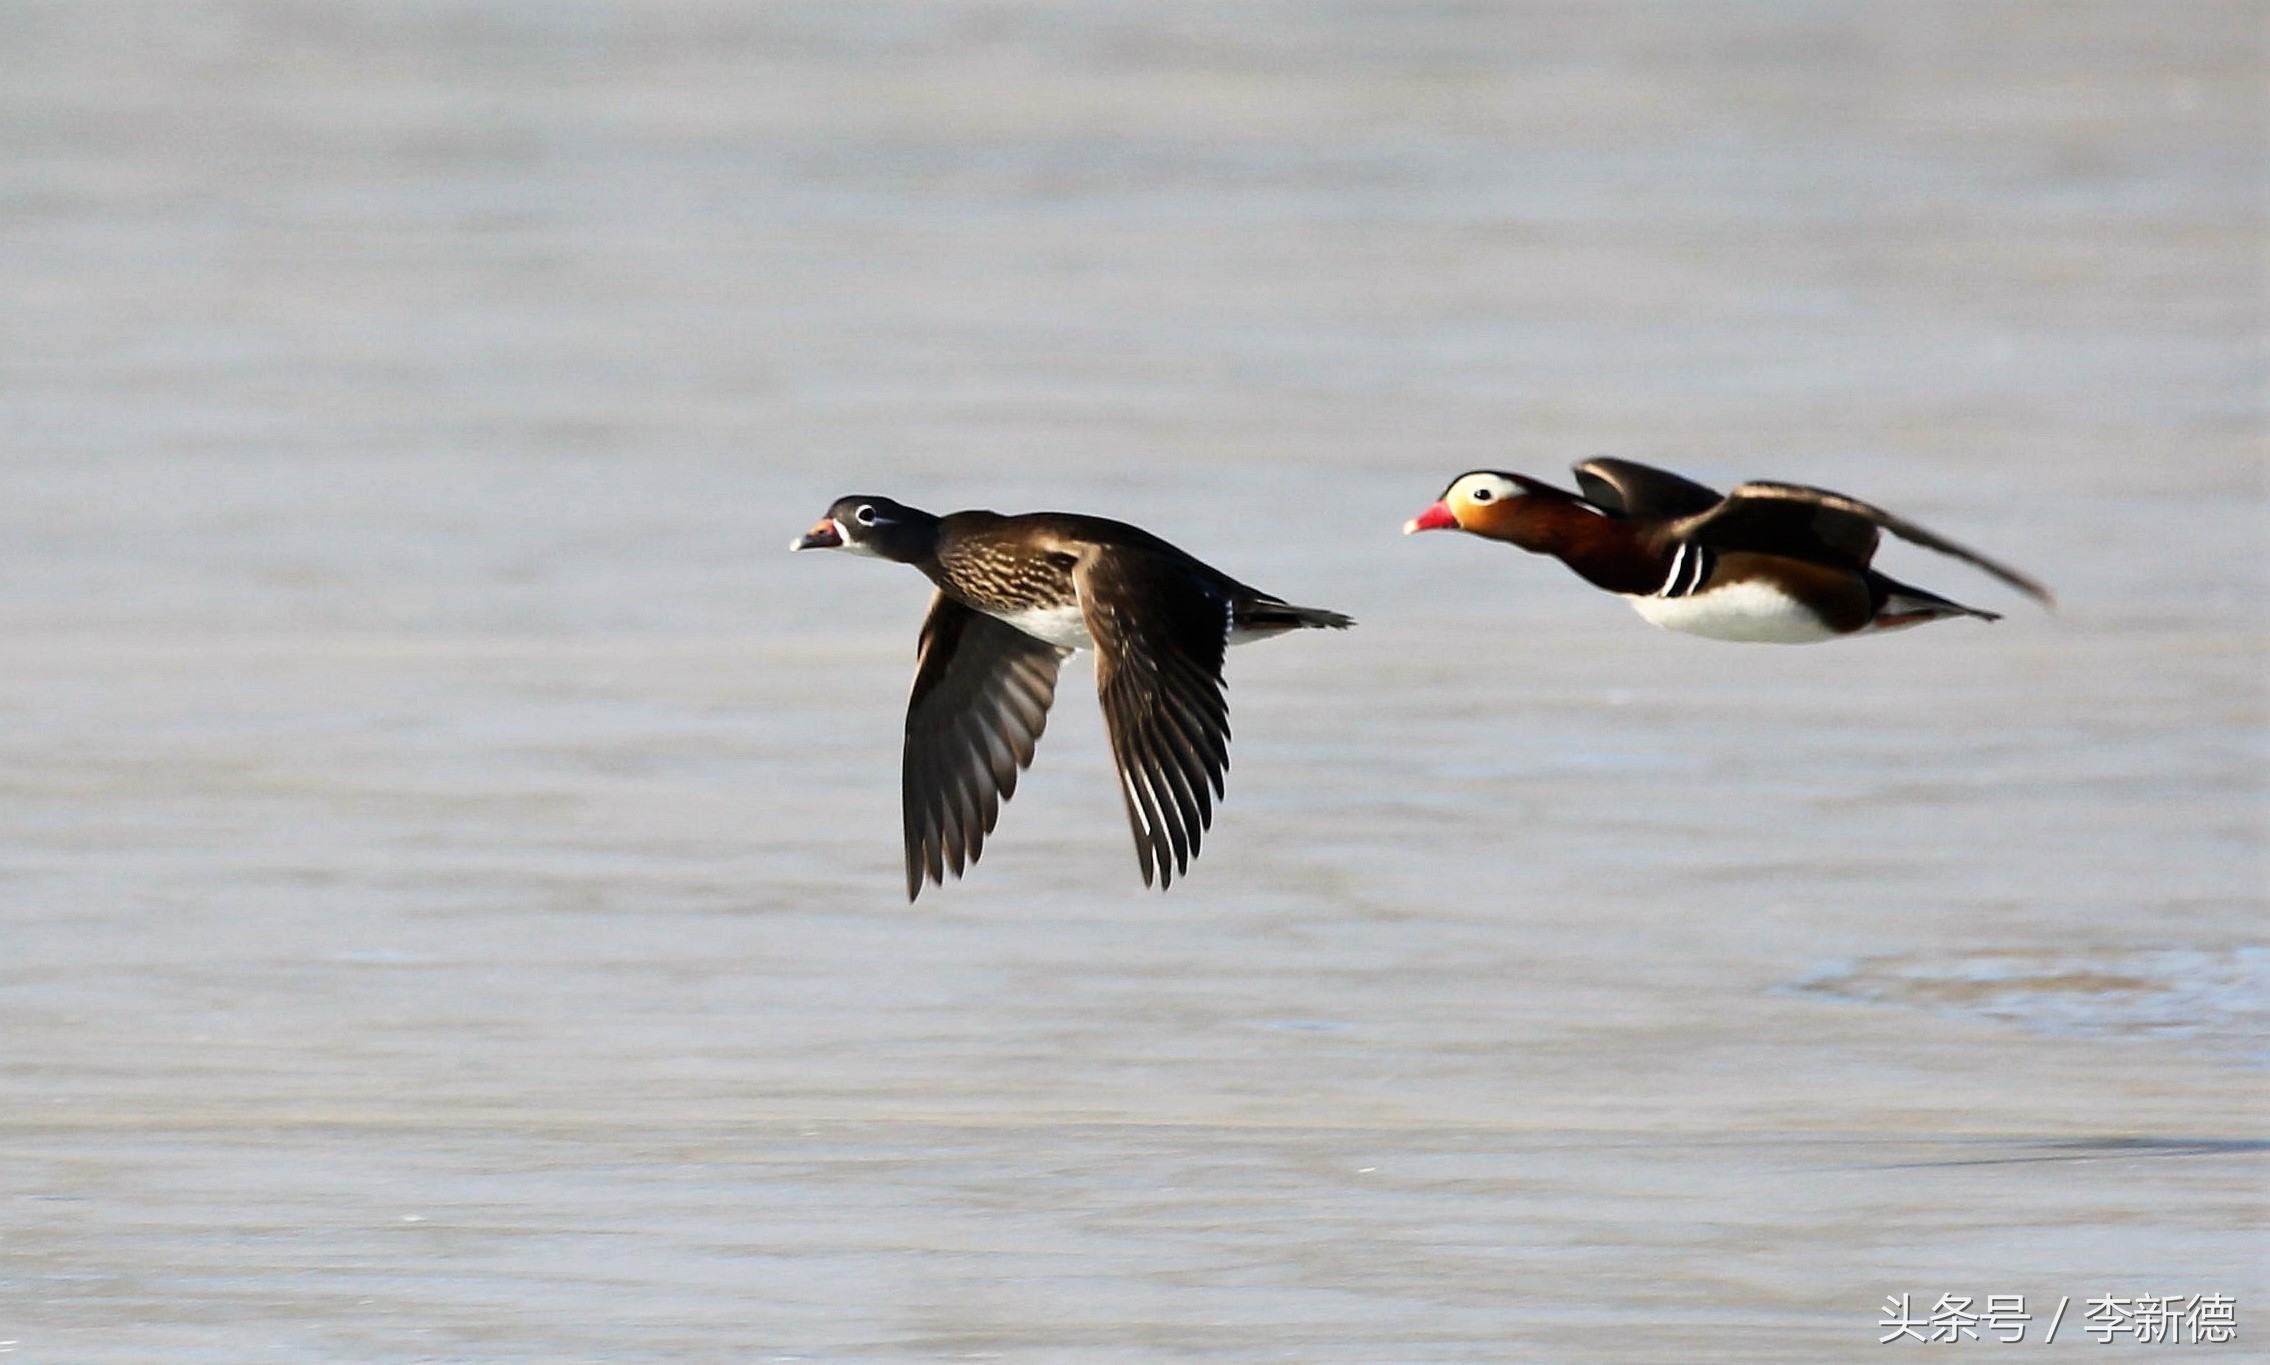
1623, 581, 1841, 644
992, 603, 1094, 650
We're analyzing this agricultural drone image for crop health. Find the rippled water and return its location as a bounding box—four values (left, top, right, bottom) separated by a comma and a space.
1791, 947, 2269, 1063
0, 3, 2261, 1360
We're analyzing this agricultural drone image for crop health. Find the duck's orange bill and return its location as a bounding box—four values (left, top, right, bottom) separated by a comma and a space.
792, 518, 844, 550
1402, 501, 1458, 534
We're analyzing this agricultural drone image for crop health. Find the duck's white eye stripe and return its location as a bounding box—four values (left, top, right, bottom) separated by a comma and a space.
854, 505, 879, 526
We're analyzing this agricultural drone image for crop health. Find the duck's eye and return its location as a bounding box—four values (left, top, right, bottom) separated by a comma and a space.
1470, 487, 1493, 503
852, 505, 879, 526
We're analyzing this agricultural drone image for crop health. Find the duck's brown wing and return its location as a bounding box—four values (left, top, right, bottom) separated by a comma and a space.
902, 593, 1070, 901
1075, 549, 1233, 890
1673, 481, 2054, 604
1572, 458, 1725, 521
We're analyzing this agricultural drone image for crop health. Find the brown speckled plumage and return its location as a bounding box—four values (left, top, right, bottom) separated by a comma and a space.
793, 496, 1351, 898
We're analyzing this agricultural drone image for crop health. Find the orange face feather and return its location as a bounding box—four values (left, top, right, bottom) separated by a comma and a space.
1403, 472, 1527, 537
1404, 471, 1667, 595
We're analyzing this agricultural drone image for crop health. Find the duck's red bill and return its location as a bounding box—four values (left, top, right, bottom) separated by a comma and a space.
792, 518, 843, 550
1403, 501, 1458, 534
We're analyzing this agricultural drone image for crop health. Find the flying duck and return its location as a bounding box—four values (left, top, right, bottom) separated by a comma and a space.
793, 496, 1353, 899
1403, 458, 2051, 642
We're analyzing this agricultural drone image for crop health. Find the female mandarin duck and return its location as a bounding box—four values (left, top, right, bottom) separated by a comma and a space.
1404, 458, 2051, 642
794, 496, 1352, 899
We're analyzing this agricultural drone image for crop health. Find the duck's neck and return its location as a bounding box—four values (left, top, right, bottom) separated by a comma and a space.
868, 509, 946, 564
1482, 497, 1665, 595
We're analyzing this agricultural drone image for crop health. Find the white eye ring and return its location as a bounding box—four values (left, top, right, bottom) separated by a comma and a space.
1470, 487, 1493, 502
853, 505, 879, 526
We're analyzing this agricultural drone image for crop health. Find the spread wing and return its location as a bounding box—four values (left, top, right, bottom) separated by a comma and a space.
1572, 457, 1725, 521
1673, 482, 2054, 604
902, 593, 1070, 901
1076, 549, 1233, 890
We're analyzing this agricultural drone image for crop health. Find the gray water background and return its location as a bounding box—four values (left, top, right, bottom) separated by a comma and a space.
0, 2, 2261, 1360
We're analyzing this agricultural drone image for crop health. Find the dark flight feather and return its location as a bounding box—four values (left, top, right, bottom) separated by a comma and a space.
901, 594, 1069, 901
1076, 549, 1234, 889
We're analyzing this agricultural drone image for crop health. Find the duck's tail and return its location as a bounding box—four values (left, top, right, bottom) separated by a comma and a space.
1869, 573, 2000, 631
1232, 597, 1355, 641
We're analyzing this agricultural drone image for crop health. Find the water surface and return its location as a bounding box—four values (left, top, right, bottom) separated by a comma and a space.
0, 2, 2260, 1360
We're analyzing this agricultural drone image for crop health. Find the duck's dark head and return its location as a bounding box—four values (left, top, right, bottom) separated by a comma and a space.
790, 495, 942, 562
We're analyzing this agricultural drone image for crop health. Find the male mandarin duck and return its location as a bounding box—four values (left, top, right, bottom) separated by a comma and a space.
794, 496, 1353, 899
1404, 458, 2051, 642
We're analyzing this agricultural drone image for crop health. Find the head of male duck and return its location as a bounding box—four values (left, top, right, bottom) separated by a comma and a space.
791, 495, 943, 562
1403, 471, 1579, 542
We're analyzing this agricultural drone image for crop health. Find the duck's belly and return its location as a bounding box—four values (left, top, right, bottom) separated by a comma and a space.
992, 603, 1094, 650
1623, 581, 1842, 644
998, 595, 1271, 649
995, 598, 1254, 651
